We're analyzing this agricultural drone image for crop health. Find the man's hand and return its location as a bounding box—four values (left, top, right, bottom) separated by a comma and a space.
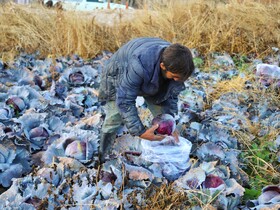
140, 124, 165, 141
172, 129, 180, 143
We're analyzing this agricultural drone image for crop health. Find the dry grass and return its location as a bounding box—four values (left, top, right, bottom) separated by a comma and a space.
142, 184, 190, 209
0, 0, 279, 60
206, 75, 251, 106
136, 0, 280, 56
0, 3, 136, 60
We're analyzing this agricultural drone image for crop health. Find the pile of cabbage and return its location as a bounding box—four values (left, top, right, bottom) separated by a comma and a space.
0, 49, 279, 209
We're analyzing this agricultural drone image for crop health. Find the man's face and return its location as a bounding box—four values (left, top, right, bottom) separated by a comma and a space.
163, 71, 183, 81
160, 62, 184, 82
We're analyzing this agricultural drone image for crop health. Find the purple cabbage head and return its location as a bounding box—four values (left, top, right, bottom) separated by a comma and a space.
100, 169, 117, 183
29, 127, 49, 140
258, 185, 280, 204
16, 113, 54, 151
152, 114, 176, 135
43, 129, 99, 165
203, 174, 225, 189
65, 140, 88, 160
54, 82, 67, 98
69, 71, 85, 85
33, 75, 44, 90
59, 66, 98, 88
6, 96, 26, 113
6, 86, 47, 114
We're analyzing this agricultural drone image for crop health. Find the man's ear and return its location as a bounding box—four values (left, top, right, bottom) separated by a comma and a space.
160, 62, 166, 71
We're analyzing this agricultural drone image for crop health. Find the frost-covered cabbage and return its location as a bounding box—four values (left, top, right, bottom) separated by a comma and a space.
15, 113, 63, 151
0, 107, 13, 121
0, 141, 31, 187
6, 96, 26, 113
65, 140, 89, 160
203, 174, 225, 189
246, 185, 280, 209
5, 86, 47, 114
43, 128, 99, 165
59, 66, 98, 87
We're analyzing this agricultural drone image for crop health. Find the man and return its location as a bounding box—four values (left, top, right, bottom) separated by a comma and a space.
98, 37, 195, 163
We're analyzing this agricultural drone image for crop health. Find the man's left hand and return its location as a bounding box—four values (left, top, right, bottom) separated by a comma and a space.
172, 129, 180, 143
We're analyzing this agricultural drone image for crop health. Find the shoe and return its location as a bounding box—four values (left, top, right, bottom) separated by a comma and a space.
98, 132, 116, 164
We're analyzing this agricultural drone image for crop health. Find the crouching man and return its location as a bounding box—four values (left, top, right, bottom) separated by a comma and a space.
98, 37, 195, 163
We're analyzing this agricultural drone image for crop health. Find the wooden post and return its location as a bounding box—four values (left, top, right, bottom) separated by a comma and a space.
107, 0, 110, 9
125, 1, 128, 9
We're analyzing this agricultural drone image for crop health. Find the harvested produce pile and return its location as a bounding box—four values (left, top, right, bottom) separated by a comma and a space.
0, 50, 279, 209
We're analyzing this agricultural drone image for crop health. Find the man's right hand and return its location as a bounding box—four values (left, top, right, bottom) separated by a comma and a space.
139, 124, 165, 141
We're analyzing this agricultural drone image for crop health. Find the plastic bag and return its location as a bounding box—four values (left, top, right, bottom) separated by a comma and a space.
256, 64, 280, 88
140, 136, 192, 181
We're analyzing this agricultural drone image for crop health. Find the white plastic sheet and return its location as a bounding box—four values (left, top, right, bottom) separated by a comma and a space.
141, 136, 192, 181
256, 64, 280, 87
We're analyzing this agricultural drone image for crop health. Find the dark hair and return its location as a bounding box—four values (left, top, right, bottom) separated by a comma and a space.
161, 43, 195, 81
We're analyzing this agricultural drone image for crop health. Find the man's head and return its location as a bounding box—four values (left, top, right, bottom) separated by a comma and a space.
160, 43, 194, 82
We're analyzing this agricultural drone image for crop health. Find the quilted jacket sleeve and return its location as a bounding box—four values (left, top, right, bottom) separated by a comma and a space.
161, 95, 179, 117
116, 57, 146, 136
156, 80, 185, 117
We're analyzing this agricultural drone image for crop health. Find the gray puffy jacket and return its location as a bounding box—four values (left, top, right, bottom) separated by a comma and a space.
99, 37, 186, 136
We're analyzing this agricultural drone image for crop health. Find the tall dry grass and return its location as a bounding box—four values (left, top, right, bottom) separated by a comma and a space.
0, 0, 279, 60
136, 0, 280, 56
0, 4, 133, 60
